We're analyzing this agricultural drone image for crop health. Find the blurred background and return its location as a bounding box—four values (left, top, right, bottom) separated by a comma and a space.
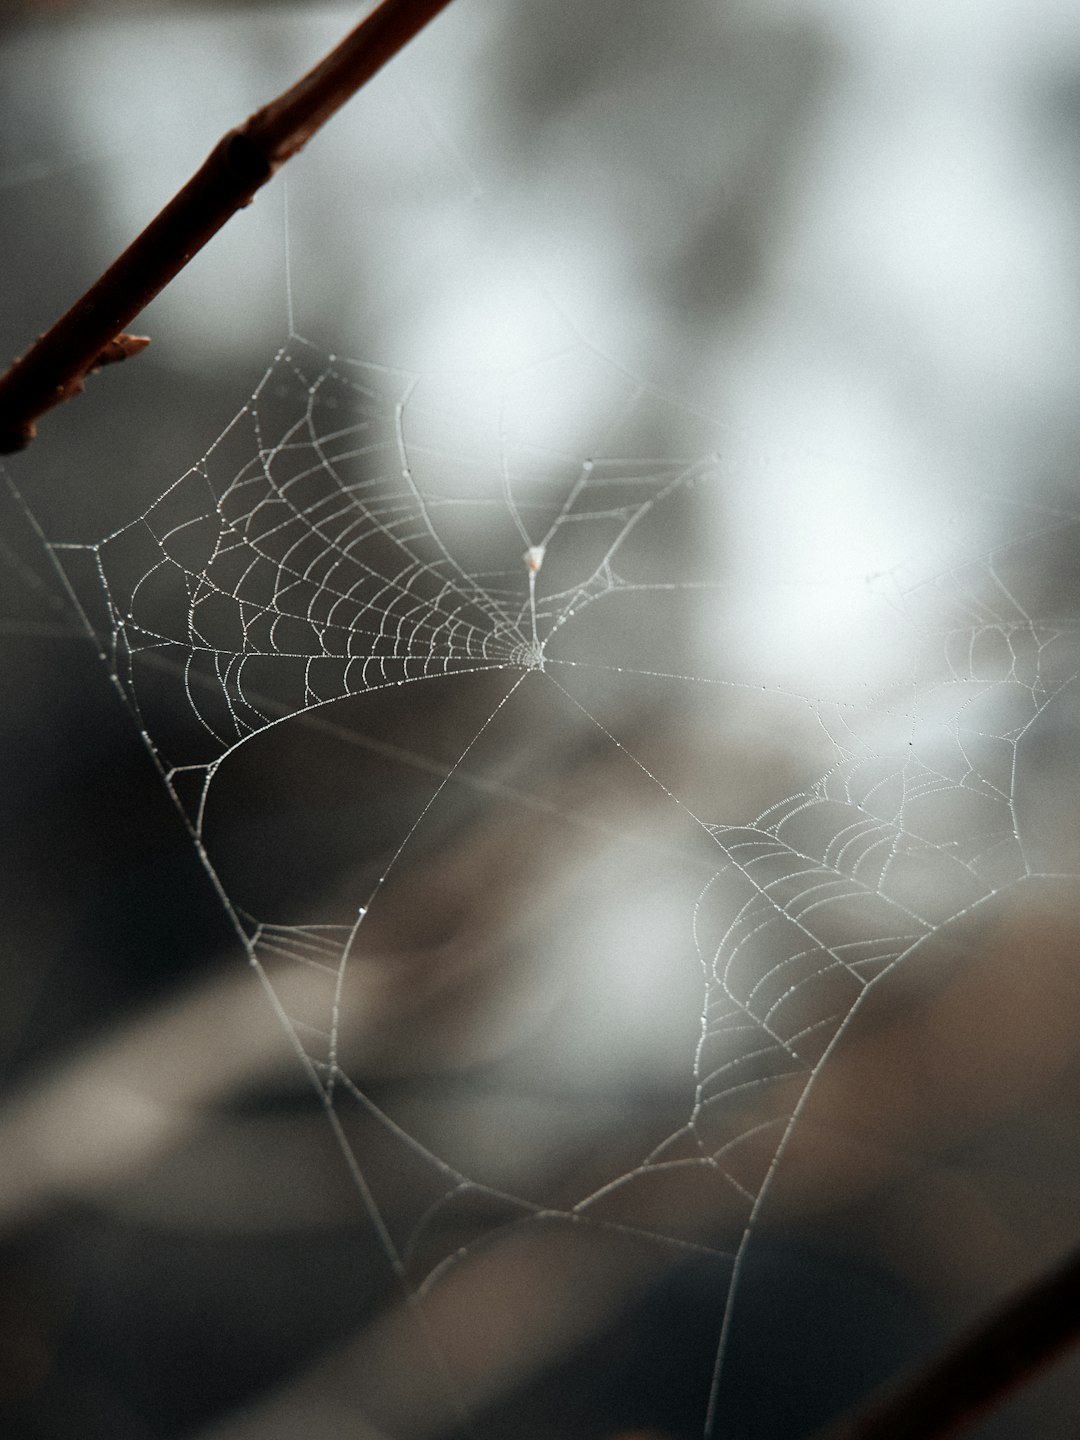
2, 2, 1080, 1437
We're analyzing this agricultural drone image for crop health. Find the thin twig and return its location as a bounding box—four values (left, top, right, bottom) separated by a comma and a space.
0, 0, 455, 454
809, 1245, 1080, 1440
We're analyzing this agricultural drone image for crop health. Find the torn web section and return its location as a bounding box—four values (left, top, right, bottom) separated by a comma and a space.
41, 292, 1080, 1440
68, 343, 517, 782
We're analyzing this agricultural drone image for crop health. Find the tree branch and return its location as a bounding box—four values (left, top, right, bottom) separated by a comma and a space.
809, 1245, 1080, 1440
0, 0, 456, 455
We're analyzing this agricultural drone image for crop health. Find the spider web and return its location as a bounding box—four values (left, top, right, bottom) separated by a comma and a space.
5, 4, 1080, 1435
23, 313, 1080, 1435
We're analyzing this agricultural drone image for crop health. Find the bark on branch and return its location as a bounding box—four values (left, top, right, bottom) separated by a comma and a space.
0, 0, 455, 454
